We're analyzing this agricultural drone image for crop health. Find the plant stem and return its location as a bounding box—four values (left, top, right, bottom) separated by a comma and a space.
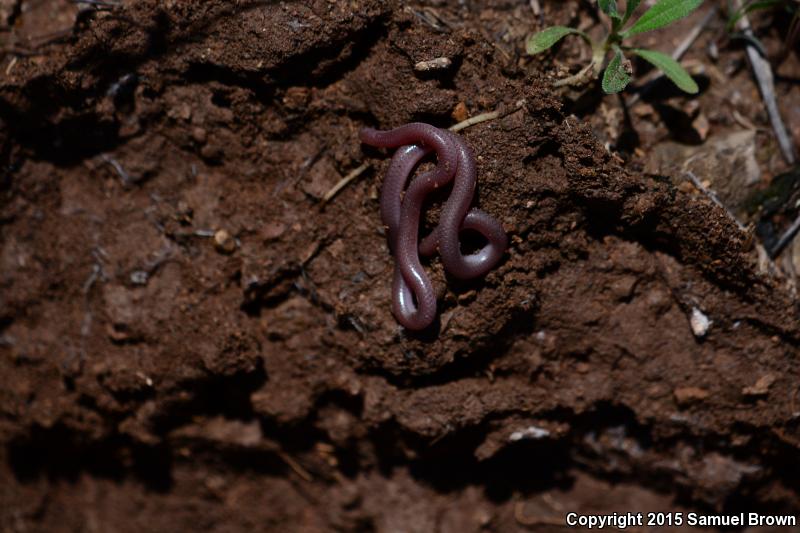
592, 41, 608, 76
553, 61, 596, 87
552, 42, 608, 88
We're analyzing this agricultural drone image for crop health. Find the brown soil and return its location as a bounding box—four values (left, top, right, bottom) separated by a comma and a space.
2, 1, 800, 531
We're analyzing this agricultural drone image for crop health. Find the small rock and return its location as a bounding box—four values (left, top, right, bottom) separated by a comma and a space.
168, 102, 192, 121
282, 86, 310, 110
191, 127, 207, 144
690, 307, 711, 338
742, 374, 776, 397
691, 112, 710, 142
677, 180, 697, 194
609, 275, 637, 301
107, 323, 132, 342
200, 143, 222, 160
261, 221, 286, 241
213, 229, 237, 254
674, 386, 710, 406
414, 57, 452, 72
301, 157, 339, 199
135, 371, 154, 387
707, 41, 719, 61
509, 426, 550, 441
175, 200, 193, 224
130, 270, 149, 285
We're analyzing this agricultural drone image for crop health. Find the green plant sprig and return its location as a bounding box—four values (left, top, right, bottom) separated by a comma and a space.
726, 0, 791, 32
725, 0, 800, 56
527, 0, 703, 94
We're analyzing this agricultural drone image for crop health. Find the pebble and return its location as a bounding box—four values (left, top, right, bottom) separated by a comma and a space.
674, 386, 710, 406
191, 127, 207, 144
509, 426, 550, 441
261, 221, 286, 241
130, 270, 149, 285
214, 229, 237, 254
690, 307, 711, 338
414, 57, 452, 72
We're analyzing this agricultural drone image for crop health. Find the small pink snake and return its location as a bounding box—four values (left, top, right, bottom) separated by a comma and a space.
360, 123, 507, 330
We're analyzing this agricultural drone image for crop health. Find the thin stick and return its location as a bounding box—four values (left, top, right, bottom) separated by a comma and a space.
449, 99, 526, 132
733, 0, 797, 165
449, 111, 501, 132
101, 154, 133, 185
276, 450, 313, 482
102, 156, 131, 183
4, 56, 17, 75
321, 162, 370, 204
769, 213, 800, 258
672, 6, 717, 61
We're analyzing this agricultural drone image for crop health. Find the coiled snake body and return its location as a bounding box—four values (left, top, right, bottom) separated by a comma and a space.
360, 123, 507, 331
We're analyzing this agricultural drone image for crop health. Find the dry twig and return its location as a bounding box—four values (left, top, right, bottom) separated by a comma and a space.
101, 154, 133, 185
733, 0, 797, 165
321, 162, 370, 204
449, 99, 526, 132
731, 0, 800, 256
769, 214, 800, 258
276, 450, 312, 482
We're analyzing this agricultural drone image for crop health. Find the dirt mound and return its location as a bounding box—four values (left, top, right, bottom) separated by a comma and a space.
1, 1, 799, 530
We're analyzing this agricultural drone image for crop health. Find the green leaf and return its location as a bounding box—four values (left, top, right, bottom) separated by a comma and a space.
600, 0, 624, 30
526, 26, 589, 55
727, 0, 783, 31
602, 48, 632, 93
632, 48, 699, 93
622, 0, 704, 38
622, 0, 642, 24
599, 0, 619, 16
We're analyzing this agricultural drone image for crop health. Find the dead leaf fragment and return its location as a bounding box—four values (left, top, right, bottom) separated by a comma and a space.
742, 374, 776, 397
452, 101, 469, 122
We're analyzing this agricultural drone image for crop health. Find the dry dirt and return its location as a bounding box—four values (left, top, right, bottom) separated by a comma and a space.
1, 1, 800, 531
